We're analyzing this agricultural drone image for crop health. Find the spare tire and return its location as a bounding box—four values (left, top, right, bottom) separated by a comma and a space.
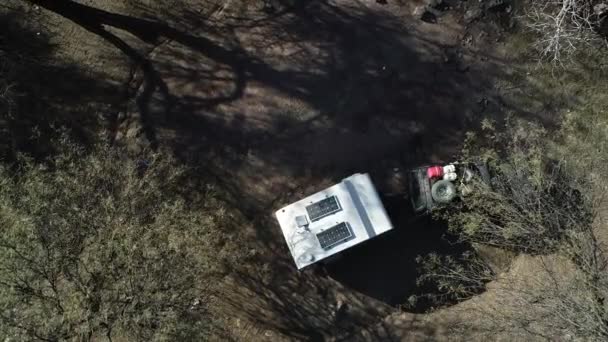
431, 180, 457, 203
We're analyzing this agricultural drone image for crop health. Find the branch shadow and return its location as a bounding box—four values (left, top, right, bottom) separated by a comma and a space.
0, 8, 120, 160
324, 195, 471, 308
81, 1, 566, 338
24, 0, 585, 339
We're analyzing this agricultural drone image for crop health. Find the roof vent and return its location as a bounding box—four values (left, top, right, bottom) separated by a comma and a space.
295, 215, 309, 228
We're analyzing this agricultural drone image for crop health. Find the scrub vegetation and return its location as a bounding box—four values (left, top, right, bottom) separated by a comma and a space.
1, 0, 607, 340
416, 42, 608, 340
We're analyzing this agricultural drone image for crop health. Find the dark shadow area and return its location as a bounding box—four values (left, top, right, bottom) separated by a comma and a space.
0, 9, 121, 161
324, 194, 471, 309
16, 0, 572, 340
595, 7, 608, 38
225, 254, 398, 341
84, 2, 535, 338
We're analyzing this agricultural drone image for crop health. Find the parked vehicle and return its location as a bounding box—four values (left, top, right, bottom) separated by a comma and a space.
275, 173, 394, 270
408, 161, 491, 213
275, 161, 491, 269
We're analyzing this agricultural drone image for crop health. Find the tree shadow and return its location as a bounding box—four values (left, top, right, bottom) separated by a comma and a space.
324, 194, 471, 309
0, 8, 120, 160
21, 0, 581, 339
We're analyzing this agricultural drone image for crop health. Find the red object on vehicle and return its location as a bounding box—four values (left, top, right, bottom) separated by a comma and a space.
427, 166, 444, 179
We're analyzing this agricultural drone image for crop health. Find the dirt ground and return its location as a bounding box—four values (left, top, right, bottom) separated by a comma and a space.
6, 0, 554, 340
354, 252, 584, 342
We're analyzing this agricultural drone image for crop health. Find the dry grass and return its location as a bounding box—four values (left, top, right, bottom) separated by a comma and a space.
0, 137, 245, 340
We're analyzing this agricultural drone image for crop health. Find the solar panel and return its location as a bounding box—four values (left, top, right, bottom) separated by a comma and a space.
306, 196, 342, 222
316, 222, 353, 250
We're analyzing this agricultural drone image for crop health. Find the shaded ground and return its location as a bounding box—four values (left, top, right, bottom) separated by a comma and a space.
0, 7, 122, 158
325, 194, 469, 308
4, 0, 549, 340
129, 1, 522, 339
351, 253, 585, 342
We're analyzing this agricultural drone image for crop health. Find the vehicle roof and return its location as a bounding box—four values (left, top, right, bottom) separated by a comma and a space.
275, 173, 394, 269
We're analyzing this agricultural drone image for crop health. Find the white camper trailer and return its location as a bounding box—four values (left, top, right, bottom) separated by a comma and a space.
275, 173, 394, 269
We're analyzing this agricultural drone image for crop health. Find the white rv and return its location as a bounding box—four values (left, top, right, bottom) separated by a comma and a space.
275, 161, 492, 269
275, 173, 394, 269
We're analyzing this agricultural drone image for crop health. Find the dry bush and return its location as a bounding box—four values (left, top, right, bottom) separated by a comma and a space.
558, 111, 608, 210
445, 119, 593, 254
523, 0, 608, 64
418, 115, 608, 339
442, 252, 607, 341
0, 136, 241, 341
410, 251, 495, 309
412, 119, 597, 311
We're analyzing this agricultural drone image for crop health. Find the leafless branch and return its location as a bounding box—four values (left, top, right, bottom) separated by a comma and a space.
523, 0, 606, 64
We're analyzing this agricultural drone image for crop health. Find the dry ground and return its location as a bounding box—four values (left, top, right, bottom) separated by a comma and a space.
355, 253, 583, 341
4, 0, 572, 340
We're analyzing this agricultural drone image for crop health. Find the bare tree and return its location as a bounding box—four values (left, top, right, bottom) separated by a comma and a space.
524, 0, 607, 64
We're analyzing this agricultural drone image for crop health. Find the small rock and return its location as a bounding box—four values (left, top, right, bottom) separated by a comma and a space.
115, 131, 124, 141
332, 294, 348, 320
126, 126, 140, 139
412, 5, 428, 19
485, 0, 507, 11
336, 299, 345, 311
423, 0, 442, 6
412, 0, 443, 21
190, 298, 201, 309
464, 7, 482, 23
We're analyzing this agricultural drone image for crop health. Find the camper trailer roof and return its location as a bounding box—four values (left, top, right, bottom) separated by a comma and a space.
275, 173, 394, 269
